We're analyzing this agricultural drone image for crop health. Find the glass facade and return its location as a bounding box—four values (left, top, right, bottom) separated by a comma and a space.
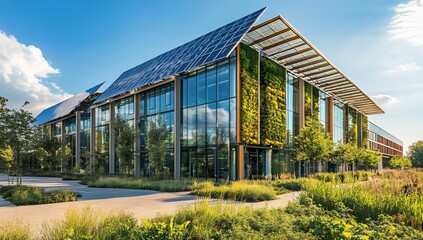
95, 105, 110, 174
333, 100, 344, 143
319, 91, 329, 131
181, 54, 237, 180
286, 74, 299, 147
114, 96, 135, 174
139, 83, 174, 176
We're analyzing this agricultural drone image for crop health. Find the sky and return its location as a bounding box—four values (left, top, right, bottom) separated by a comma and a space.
0, 0, 422, 151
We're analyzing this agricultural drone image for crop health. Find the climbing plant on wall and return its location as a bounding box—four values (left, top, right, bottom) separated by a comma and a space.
260, 57, 286, 147
348, 107, 358, 145
362, 115, 369, 149
240, 43, 259, 145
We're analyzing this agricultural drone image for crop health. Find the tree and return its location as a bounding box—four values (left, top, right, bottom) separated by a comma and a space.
295, 117, 334, 176
358, 150, 381, 170
34, 131, 61, 171
390, 155, 412, 169
408, 141, 423, 167
330, 143, 358, 172
113, 115, 135, 175
0, 100, 35, 184
146, 116, 170, 175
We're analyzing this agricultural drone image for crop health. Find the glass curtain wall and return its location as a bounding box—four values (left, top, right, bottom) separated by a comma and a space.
139, 83, 174, 177
64, 117, 76, 171
181, 53, 236, 180
80, 111, 90, 170
95, 105, 110, 174
286, 74, 299, 148
114, 96, 135, 174
319, 91, 329, 131
333, 100, 344, 143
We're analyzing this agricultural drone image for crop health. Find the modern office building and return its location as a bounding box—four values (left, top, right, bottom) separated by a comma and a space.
34, 7, 403, 179
33, 83, 103, 171
368, 121, 403, 167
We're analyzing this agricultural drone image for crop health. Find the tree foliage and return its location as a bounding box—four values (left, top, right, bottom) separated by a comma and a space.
295, 117, 333, 162
0, 98, 35, 184
146, 116, 170, 175
390, 155, 412, 169
408, 140, 423, 168
113, 115, 135, 175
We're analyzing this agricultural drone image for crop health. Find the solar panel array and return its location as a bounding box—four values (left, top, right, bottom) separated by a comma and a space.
94, 7, 266, 104
33, 82, 104, 126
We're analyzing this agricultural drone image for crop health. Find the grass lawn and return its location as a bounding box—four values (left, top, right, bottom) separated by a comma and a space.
87, 177, 195, 192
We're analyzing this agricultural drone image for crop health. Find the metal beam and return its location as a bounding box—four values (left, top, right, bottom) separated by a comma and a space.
290, 59, 325, 70
302, 67, 335, 78
249, 28, 291, 46
308, 71, 339, 81
283, 53, 319, 65
249, 16, 280, 32
267, 42, 307, 57
263, 35, 300, 51
295, 62, 330, 74
276, 47, 313, 61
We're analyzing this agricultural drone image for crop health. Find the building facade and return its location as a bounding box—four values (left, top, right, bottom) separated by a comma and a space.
34, 8, 403, 178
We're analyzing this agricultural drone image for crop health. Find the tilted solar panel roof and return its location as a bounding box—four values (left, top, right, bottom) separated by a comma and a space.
94, 7, 266, 104
33, 82, 104, 126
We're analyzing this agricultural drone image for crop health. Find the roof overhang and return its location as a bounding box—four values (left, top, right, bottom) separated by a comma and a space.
243, 15, 384, 115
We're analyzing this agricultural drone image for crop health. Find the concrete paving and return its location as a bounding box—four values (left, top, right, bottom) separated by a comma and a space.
0, 174, 299, 234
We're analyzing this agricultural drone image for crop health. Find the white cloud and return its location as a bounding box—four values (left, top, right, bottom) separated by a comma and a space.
0, 31, 72, 115
388, 0, 423, 46
372, 94, 398, 106
386, 62, 422, 73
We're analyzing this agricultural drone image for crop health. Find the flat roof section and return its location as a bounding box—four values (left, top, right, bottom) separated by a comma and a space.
93, 8, 267, 105
243, 15, 384, 115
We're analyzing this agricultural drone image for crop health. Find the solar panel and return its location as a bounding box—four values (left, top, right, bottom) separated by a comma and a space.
33, 82, 104, 126
94, 7, 266, 104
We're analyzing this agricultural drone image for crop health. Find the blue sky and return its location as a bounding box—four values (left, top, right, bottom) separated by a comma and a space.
0, 0, 421, 150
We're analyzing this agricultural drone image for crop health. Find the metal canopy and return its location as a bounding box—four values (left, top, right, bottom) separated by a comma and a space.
243, 15, 384, 115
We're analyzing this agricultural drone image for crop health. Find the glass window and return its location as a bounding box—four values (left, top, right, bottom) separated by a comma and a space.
197, 105, 206, 147
230, 57, 236, 98
207, 102, 217, 146
188, 74, 197, 107
197, 69, 206, 105
206, 66, 217, 103
217, 62, 230, 100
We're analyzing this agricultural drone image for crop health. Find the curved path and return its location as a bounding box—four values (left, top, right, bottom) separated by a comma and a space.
0, 174, 299, 233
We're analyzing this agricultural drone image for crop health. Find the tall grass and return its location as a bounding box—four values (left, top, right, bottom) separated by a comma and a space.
0, 220, 30, 240
303, 172, 423, 229
192, 181, 276, 202
88, 177, 195, 192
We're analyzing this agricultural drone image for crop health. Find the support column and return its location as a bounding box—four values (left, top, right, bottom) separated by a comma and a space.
237, 145, 244, 180
265, 149, 272, 179
298, 79, 305, 129
174, 77, 181, 180
90, 108, 96, 174
75, 111, 81, 169
134, 94, 141, 176
61, 120, 66, 173
109, 102, 115, 175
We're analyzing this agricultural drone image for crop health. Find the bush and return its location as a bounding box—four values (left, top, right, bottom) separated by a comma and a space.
273, 179, 307, 191
311, 171, 375, 184
192, 181, 276, 202
88, 177, 195, 192
2, 185, 79, 205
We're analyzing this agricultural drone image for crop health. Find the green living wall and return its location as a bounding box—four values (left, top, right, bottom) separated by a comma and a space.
348, 107, 358, 145
304, 82, 319, 121
362, 115, 369, 149
260, 57, 286, 147
240, 43, 259, 145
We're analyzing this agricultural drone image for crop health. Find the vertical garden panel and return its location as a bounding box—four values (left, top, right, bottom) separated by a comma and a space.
362, 115, 369, 149
240, 43, 259, 144
260, 57, 287, 147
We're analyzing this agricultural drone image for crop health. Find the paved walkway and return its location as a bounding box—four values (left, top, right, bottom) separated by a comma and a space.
0, 174, 299, 233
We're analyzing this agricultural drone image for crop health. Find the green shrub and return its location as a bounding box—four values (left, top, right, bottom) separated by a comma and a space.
2, 185, 78, 205
192, 181, 276, 202
88, 177, 195, 192
0, 220, 30, 240
273, 179, 307, 191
